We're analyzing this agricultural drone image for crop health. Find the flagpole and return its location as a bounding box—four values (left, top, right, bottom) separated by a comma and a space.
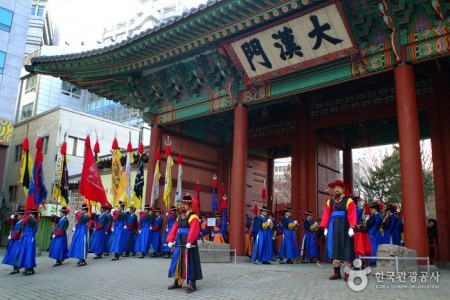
11, 147, 25, 233
10, 124, 30, 232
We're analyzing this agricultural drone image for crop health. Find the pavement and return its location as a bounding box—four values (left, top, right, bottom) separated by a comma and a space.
0, 247, 449, 300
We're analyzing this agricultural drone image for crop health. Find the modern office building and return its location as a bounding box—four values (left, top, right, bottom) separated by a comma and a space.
89, 0, 194, 127
0, 0, 32, 208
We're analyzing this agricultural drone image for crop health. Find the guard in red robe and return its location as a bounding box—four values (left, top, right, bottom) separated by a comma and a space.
167, 194, 203, 293
320, 180, 357, 281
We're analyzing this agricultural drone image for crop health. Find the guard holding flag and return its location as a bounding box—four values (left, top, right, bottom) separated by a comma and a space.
17, 208, 39, 275
150, 208, 163, 257
2, 206, 25, 274
67, 204, 90, 266
89, 204, 109, 259
167, 194, 203, 293
49, 206, 69, 266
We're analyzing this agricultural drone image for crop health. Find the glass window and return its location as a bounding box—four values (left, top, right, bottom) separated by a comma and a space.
67, 136, 85, 157
31, 4, 45, 17
75, 138, 85, 157
21, 103, 34, 120
14, 144, 22, 162
25, 75, 37, 93
0, 7, 13, 32
0, 51, 5, 74
66, 136, 76, 156
9, 185, 17, 202
42, 135, 49, 154
61, 81, 81, 98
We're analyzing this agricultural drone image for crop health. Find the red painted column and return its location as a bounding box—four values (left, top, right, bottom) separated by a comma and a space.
297, 100, 309, 215
230, 103, 248, 256
145, 125, 161, 206
432, 68, 450, 261
307, 127, 318, 213
343, 149, 353, 194
395, 62, 428, 259
267, 158, 274, 210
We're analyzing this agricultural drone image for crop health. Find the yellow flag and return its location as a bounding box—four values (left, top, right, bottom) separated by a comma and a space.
163, 155, 174, 210
150, 160, 161, 207
19, 151, 33, 197
112, 149, 128, 207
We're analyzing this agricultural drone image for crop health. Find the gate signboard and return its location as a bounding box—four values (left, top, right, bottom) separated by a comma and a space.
225, 2, 357, 85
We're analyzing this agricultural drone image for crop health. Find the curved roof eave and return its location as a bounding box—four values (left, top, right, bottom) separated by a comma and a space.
29, 0, 223, 65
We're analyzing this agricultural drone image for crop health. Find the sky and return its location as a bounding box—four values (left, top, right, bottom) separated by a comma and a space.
48, 0, 207, 46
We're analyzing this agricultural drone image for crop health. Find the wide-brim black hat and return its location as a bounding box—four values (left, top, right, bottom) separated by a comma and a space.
154, 208, 161, 213
59, 206, 68, 213
16, 206, 25, 214
260, 206, 270, 212
182, 194, 193, 204
284, 207, 292, 213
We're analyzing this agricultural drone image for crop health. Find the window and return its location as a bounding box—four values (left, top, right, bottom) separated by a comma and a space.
61, 81, 81, 98
66, 136, 85, 157
42, 135, 49, 154
0, 7, 13, 32
9, 186, 17, 202
31, 4, 45, 17
21, 103, 34, 120
25, 75, 37, 93
0, 51, 5, 74
14, 144, 22, 162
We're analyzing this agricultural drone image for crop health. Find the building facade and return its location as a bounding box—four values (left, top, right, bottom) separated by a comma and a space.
1, 106, 144, 246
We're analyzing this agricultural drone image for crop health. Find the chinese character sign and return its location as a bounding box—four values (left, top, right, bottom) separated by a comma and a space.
229, 4, 356, 83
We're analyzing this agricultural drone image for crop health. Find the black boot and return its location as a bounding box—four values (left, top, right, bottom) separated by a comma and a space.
53, 260, 62, 267
329, 267, 341, 280
111, 253, 120, 261
9, 267, 19, 275
24, 268, 35, 276
78, 259, 87, 266
186, 281, 197, 293
168, 281, 182, 290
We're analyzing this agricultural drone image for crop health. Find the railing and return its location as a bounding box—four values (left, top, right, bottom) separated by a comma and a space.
359, 255, 431, 274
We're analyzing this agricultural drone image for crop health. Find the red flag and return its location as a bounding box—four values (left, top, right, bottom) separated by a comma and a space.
79, 136, 108, 206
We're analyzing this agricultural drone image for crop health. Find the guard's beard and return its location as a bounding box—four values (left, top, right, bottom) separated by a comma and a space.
181, 207, 187, 213
334, 193, 341, 198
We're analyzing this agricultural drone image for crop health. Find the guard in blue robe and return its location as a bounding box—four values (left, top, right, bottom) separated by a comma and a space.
366, 203, 383, 266
103, 205, 113, 255
67, 204, 89, 266
123, 206, 138, 256
2, 207, 25, 274
393, 211, 404, 246
382, 205, 398, 245
301, 210, 319, 263
89, 204, 109, 259
279, 207, 299, 264
135, 205, 153, 258
251, 206, 273, 264
150, 208, 163, 257
49, 206, 69, 266
162, 206, 177, 257
110, 204, 128, 261
17, 209, 39, 275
